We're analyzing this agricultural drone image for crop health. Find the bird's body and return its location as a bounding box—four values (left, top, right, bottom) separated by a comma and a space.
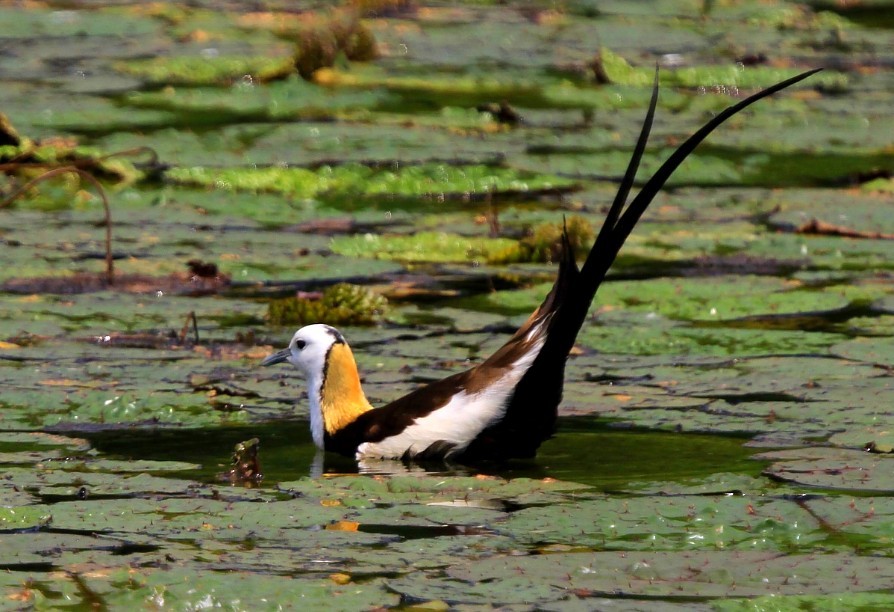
263, 69, 820, 463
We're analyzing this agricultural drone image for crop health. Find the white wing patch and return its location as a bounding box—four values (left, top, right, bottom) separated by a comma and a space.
356, 333, 545, 460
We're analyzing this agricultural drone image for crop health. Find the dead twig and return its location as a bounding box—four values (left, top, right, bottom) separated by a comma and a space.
179, 311, 200, 345
486, 188, 501, 237
797, 218, 894, 240
0, 166, 114, 285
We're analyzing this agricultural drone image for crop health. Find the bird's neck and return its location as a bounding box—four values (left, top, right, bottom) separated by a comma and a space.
308, 343, 372, 449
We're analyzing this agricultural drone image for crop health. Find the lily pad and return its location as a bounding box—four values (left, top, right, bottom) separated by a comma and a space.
831, 336, 894, 367
0, 567, 399, 609
1, 1, 893, 607
114, 55, 294, 85
331, 231, 516, 263
759, 447, 894, 492
769, 189, 894, 235
715, 592, 894, 612
407, 551, 894, 601
123, 77, 390, 122
503, 494, 821, 552
165, 163, 575, 202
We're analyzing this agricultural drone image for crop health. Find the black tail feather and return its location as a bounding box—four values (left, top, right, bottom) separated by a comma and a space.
585, 69, 660, 282
605, 68, 823, 271
461, 68, 821, 461
567, 68, 823, 354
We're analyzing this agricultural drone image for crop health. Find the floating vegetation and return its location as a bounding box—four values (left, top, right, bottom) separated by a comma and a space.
863, 176, 894, 193
293, 7, 378, 80
0, 132, 145, 191
267, 283, 387, 326
115, 55, 294, 85
1, 0, 893, 607
597, 47, 843, 89
348, 0, 416, 17
166, 163, 576, 201
313, 65, 542, 99
330, 231, 516, 263
488, 215, 594, 264
123, 76, 387, 122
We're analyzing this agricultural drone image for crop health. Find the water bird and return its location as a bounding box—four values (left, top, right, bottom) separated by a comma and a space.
263, 69, 820, 462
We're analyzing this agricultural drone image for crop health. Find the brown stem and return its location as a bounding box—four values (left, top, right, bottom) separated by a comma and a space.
797, 218, 894, 240
0, 145, 159, 173
179, 311, 199, 345
486, 188, 501, 237
0, 166, 114, 285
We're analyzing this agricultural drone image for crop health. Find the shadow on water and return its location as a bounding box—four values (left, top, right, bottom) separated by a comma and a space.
85, 417, 762, 490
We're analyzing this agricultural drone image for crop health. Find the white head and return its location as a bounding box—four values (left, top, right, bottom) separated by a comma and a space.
261, 323, 346, 377
261, 324, 370, 450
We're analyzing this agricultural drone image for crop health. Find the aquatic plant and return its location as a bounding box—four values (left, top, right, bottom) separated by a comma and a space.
268, 283, 387, 326
489, 216, 595, 264
294, 8, 378, 80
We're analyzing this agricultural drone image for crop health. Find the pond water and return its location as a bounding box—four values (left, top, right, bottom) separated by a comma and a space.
84, 419, 762, 489
2, 0, 894, 607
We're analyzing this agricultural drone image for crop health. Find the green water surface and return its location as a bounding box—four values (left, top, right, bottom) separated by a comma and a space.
84, 418, 761, 489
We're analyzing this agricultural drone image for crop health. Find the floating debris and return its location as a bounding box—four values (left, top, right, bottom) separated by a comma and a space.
219, 437, 263, 486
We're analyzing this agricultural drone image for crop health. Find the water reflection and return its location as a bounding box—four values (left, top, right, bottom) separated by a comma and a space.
310, 449, 475, 478
355, 456, 473, 477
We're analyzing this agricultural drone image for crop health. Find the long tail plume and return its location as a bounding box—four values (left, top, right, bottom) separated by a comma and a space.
468, 67, 822, 460
563, 67, 823, 349
582, 68, 823, 290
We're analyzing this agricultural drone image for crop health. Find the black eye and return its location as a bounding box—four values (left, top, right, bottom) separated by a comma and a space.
295, 340, 306, 350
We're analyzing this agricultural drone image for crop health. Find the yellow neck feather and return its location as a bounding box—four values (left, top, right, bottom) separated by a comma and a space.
320, 343, 373, 434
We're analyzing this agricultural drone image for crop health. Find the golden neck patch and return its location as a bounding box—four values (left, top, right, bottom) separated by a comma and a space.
320, 343, 372, 434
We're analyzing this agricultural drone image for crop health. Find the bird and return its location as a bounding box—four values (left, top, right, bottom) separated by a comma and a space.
262, 68, 821, 463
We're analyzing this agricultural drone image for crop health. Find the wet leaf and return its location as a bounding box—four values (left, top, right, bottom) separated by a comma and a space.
425, 551, 894, 600
331, 231, 516, 263
166, 163, 575, 201
0, 506, 52, 531
115, 55, 293, 85
1, 0, 893, 606
123, 77, 389, 121
759, 447, 894, 492
715, 592, 894, 612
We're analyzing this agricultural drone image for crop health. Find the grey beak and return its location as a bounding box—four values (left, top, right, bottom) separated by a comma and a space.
260, 348, 291, 367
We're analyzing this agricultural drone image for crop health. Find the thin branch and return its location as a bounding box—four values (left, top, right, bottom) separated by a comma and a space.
0, 166, 114, 285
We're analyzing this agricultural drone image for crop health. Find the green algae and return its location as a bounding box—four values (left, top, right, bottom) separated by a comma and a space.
599, 47, 840, 89
331, 231, 517, 263
165, 163, 575, 202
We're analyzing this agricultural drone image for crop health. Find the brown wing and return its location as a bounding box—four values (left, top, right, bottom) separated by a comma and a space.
323, 367, 474, 455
